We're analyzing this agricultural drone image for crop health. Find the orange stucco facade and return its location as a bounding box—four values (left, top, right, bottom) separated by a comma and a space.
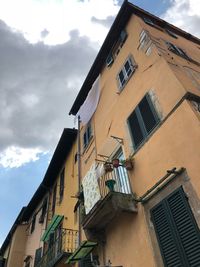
77, 10, 200, 267
1, 3, 200, 267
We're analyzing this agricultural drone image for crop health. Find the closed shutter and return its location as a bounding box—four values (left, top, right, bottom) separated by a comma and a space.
151, 187, 200, 267
128, 109, 144, 148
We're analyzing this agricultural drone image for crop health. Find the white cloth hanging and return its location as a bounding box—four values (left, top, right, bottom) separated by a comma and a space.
77, 75, 100, 125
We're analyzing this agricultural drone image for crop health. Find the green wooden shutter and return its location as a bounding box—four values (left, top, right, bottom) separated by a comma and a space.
151, 187, 200, 267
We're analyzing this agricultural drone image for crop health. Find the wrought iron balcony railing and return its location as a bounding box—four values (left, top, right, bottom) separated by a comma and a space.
36, 229, 78, 267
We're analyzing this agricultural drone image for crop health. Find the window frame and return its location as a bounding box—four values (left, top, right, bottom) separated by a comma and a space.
117, 56, 137, 91
39, 197, 48, 224
30, 214, 36, 234
83, 122, 93, 150
166, 42, 190, 60
59, 168, 65, 202
127, 93, 160, 151
52, 183, 57, 216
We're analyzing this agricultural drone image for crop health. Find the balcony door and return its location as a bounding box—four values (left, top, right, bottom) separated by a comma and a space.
113, 149, 131, 194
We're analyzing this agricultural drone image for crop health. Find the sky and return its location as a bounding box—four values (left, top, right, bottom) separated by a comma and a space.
0, 0, 200, 246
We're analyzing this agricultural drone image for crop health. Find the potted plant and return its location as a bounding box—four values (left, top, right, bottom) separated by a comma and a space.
105, 179, 116, 192
121, 157, 134, 170
112, 158, 120, 168
104, 162, 113, 172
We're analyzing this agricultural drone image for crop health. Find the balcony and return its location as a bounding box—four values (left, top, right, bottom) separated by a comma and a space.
36, 229, 78, 267
81, 164, 137, 235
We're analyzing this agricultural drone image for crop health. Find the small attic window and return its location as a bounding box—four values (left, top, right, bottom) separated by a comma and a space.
165, 29, 177, 39
166, 42, 190, 60
106, 53, 114, 67
143, 17, 155, 26
106, 29, 128, 68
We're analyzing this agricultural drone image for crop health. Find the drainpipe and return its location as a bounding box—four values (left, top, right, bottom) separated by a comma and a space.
77, 116, 82, 254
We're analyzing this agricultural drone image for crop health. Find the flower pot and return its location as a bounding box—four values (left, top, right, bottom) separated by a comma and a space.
104, 163, 113, 173
105, 179, 116, 192
123, 159, 133, 170
112, 158, 120, 168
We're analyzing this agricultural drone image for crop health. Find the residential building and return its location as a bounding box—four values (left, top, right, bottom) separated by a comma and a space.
0, 128, 78, 267
69, 1, 200, 266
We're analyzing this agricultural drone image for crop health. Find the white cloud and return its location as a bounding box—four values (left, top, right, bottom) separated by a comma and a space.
162, 0, 200, 37
0, 146, 46, 168
0, 0, 120, 44
0, 21, 99, 168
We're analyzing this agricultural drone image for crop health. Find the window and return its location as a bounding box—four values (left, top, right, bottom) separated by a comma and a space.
151, 187, 200, 267
143, 17, 155, 26
59, 168, 65, 202
117, 56, 137, 90
106, 29, 128, 67
39, 198, 47, 224
128, 94, 160, 150
165, 29, 177, 38
24, 256, 32, 267
30, 214, 36, 234
83, 123, 92, 149
106, 53, 114, 67
166, 42, 190, 60
74, 152, 78, 163
34, 248, 42, 267
52, 184, 57, 215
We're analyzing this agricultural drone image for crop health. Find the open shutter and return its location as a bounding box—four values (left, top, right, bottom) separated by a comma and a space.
151, 187, 200, 267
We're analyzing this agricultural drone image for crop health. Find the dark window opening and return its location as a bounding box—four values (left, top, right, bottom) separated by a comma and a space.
59, 168, 65, 202
106, 29, 128, 68
165, 29, 177, 38
166, 42, 190, 60
52, 184, 57, 215
30, 214, 36, 234
151, 187, 200, 267
39, 198, 48, 224
106, 53, 114, 67
34, 248, 42, 267
143, 17, 155, 26
128, 94, 160, 150
83, 123, 92, 150
74, 152, 78, 163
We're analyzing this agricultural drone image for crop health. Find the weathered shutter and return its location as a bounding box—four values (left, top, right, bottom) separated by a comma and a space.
128, 109, 144, 149
138, 94, 159, 135
34, 247, 42, 267
60, 168, 65, 200
151, 187, 200, 267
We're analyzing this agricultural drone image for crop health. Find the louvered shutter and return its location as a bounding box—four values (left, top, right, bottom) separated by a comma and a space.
128, 94, 159, 149
138, 95, 159, 134
128, 109, 144, 148
151, 187, 200, 267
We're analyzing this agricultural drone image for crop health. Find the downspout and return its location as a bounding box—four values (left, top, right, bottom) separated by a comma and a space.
77, 116, 82, 252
